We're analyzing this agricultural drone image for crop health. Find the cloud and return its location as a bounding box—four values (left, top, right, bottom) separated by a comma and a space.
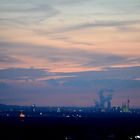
0, 2, 59, 25
0, 0, 140, 106
54, 20, 140, 33
0, 66, 140, 106
0, 41, 140, 73
1, 66, 140, 87
0, 67, 75, 83
41, 66, 140, 91
0, 53, 20, 64
42, 66, 140, 90
0, 68, 48, 81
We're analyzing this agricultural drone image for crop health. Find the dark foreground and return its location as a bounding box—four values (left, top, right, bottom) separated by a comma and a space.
1, 114, 140, 140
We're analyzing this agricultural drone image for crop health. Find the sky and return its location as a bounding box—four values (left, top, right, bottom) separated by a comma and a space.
0, 0, 140, 107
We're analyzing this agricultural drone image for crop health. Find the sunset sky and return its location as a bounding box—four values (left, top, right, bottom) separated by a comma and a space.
0, 0, 140, 107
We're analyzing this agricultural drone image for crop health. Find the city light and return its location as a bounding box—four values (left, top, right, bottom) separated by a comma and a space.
135, 135, 140, 139
20, 112, 26, 118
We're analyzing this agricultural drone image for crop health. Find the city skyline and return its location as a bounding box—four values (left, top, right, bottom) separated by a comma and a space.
0, 0, 140, 107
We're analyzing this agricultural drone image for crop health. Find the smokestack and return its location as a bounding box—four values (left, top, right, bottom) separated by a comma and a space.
127, 98, 130, 109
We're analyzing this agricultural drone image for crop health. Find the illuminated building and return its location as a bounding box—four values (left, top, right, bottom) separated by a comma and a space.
121, 99, 130, 113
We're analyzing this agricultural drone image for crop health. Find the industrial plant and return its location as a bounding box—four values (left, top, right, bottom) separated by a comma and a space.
94, 89, 114, 111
